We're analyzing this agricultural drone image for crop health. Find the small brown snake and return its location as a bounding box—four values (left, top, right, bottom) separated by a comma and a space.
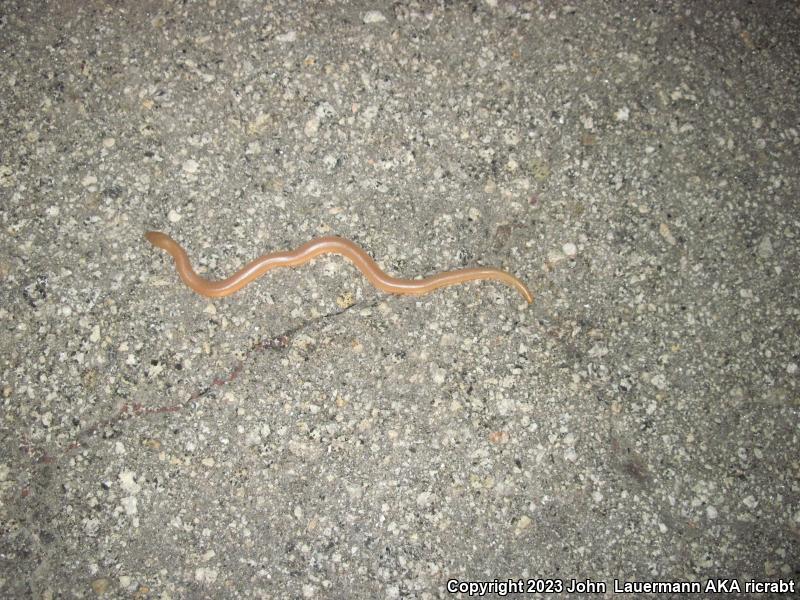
145, 231, 533, 303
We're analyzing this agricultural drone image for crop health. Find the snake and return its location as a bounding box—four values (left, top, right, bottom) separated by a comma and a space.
145, 231, 533, 303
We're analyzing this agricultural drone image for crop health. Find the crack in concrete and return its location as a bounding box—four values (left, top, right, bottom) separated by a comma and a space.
18, 298, 378, 473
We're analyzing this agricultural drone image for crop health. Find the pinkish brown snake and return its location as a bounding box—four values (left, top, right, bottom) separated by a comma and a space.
145, 231, 533, 303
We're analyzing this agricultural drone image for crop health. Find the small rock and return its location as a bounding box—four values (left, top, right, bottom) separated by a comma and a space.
430, 365, 446, 385
488, 431, 510, 444
91, 578, 110, 595
659, 222, 677, 246
182, 159, 199, 174
516, 515, 532, 531
119, 471, 140, 495
562, 242, 577, 257
363, 11, 386, 23
168, 209, 182, 223
194, 567, 218, 584
416, 490, 435, 508
336, 291, 354, 308
304, 116, 320, 137
276, 30, 297, 43
757, 236, 773, 258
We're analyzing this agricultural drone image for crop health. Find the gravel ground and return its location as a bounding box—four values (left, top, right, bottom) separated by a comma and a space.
1, 1, 798, 598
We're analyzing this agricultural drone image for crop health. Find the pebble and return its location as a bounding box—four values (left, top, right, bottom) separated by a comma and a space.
416, 491, 435, 508
363, 11, 386, 23
168, 209, 182, 223
182, 159, 199, 174
430, 365, 446, 384
659, 222, 677, 246
194, 567, 218, 584
276, 30, 297, 43
119, 471, 140, 495
91, 578, 110, 595
516, 515, 532, 531
562, 242, 577, 258
304, 115, 320, 137
757, 235, 773, 258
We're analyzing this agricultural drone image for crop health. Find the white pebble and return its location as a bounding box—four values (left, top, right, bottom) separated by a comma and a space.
81, 174, 97, 187
562, 242, 577, 257
168, 209, 182, 223
516, 515, 532, 530
119, 471, 141, 495
787, 363, 798, 375
182, 159, 199, 174
416, 491, 435, 507
363, 10, 386, 23
276, 30, 297, 43
304, 115, 320, 137
614, 106, 630, 121
102, 137, 115, 148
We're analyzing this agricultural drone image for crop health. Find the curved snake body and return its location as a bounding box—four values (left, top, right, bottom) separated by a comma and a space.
145, 231, 533, 303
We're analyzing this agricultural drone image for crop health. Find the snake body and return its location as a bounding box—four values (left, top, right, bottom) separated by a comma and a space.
145, 231, 533, 303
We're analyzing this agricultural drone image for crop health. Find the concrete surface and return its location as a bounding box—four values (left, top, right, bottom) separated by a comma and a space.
1, 1, 798, 598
